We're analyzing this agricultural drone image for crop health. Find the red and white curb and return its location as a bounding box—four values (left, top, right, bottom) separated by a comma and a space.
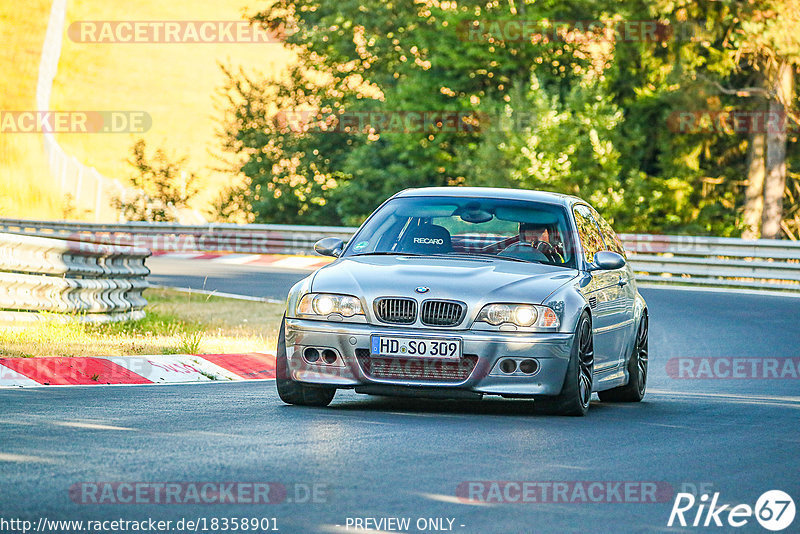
0, 353, 275, 387
151, 252, 333, 271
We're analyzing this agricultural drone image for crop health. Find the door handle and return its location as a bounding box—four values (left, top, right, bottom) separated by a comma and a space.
618, 278, 628, 287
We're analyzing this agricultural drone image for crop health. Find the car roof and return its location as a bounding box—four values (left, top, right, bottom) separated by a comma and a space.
394, 187, 584, 207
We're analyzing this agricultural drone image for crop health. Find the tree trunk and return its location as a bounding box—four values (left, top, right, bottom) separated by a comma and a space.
742, 129, 765, 238
761, 62, 794, 239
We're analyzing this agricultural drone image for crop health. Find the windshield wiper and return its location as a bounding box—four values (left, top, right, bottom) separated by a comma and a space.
487, 255, 533, 264
351, 251, 425, 257
351, 251, 557, 266
431, 252, 532, 264
487, 254, 573, 268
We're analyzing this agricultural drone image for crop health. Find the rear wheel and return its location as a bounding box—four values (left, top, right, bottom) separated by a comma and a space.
535, 311, 594, 416
598, 313, 648, 402
276, 317, 336, 407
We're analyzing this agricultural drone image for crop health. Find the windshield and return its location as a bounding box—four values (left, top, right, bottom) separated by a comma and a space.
344, 195, 576, 269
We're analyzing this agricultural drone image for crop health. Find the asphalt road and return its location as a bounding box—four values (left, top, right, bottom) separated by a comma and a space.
146, 257, 311, 301
1, 259, 799, 533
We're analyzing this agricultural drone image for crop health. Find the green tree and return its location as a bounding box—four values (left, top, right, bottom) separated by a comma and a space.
220, 0, 798, 237
115, 139, 200, 222
222, 0, 604, 225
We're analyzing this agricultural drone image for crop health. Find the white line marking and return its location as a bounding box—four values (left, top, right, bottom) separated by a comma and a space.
151, 285, 283, 303
546, 464, 591, 471
0, 364, 39, 386
52, 421, 134, 431
641, 422, 694, 430
270, 256, 326, 269
648, 389, 800, 403
0, 452, 55, 463
0, 379, 276, 390
415, 492, 496, 507
638, 283, 800, 299
212, 254, 263, 265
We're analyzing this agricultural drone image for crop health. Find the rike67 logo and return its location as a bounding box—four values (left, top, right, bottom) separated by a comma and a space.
668, 490, 795, 531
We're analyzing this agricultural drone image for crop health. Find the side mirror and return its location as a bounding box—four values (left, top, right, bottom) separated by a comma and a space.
591, 251, 626, 270
314, 237, 344, 257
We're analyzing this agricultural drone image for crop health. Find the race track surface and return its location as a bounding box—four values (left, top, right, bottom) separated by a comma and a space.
146, 256, 311, 301
1, 258, 798, 533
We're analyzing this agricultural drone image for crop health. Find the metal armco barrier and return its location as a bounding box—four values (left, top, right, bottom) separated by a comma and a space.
0, 219, 798, 292
0, 219, 357, 256
0, 232, 151, 322
619, 234, 800, 291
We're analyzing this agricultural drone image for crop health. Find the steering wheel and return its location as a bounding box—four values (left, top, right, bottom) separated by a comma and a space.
533, 240, 563, 263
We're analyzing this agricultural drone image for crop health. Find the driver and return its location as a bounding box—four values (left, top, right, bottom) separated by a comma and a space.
499, 223, 565, 263
520, 223, 548, 246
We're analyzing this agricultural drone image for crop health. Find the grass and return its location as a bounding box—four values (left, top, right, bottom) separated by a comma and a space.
0, 0, 71, 219
1, 1, 292, 220
51, 0, 293, 218
0, 287, 284, 358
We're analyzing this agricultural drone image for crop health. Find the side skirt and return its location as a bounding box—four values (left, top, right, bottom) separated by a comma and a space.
592, 366, 628, 392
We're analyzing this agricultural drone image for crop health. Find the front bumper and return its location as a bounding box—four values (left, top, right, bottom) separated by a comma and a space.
285, 318, 573, 396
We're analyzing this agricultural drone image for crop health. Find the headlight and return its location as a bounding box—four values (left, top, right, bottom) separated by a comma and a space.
296, 293, 364, 318
476, 303, 560, 328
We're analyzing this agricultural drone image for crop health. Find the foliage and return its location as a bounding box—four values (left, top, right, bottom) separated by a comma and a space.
115, 139, 200, 222
218, 0, 799, 236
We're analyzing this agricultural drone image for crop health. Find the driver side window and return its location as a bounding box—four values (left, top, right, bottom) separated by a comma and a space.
573, 205, 604, 264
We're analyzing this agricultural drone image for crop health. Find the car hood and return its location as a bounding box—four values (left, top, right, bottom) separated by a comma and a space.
311, 255, 578, 306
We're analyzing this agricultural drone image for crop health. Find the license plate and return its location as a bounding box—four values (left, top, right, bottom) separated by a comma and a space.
370, 335, 462, 359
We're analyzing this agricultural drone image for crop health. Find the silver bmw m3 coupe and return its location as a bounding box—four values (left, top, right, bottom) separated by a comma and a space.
277, 187, 648, 415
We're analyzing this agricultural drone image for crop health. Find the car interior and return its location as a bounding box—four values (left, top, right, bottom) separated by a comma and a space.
350, 197, 576, 269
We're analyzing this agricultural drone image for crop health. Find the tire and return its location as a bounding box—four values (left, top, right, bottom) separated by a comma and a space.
275, 317, 336, 407
598, 313, 648, 403
535, 311, 594, 416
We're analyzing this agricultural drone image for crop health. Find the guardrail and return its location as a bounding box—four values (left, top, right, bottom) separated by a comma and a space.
619, 234, 800, 291
0, 219, 798, 292
0, 232, 151, 323
0, 219, 357, 256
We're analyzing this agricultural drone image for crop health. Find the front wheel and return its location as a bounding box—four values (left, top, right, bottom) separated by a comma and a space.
535, 311, 594, 416
598, 313, 648, 403
275, 317, 336, 407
